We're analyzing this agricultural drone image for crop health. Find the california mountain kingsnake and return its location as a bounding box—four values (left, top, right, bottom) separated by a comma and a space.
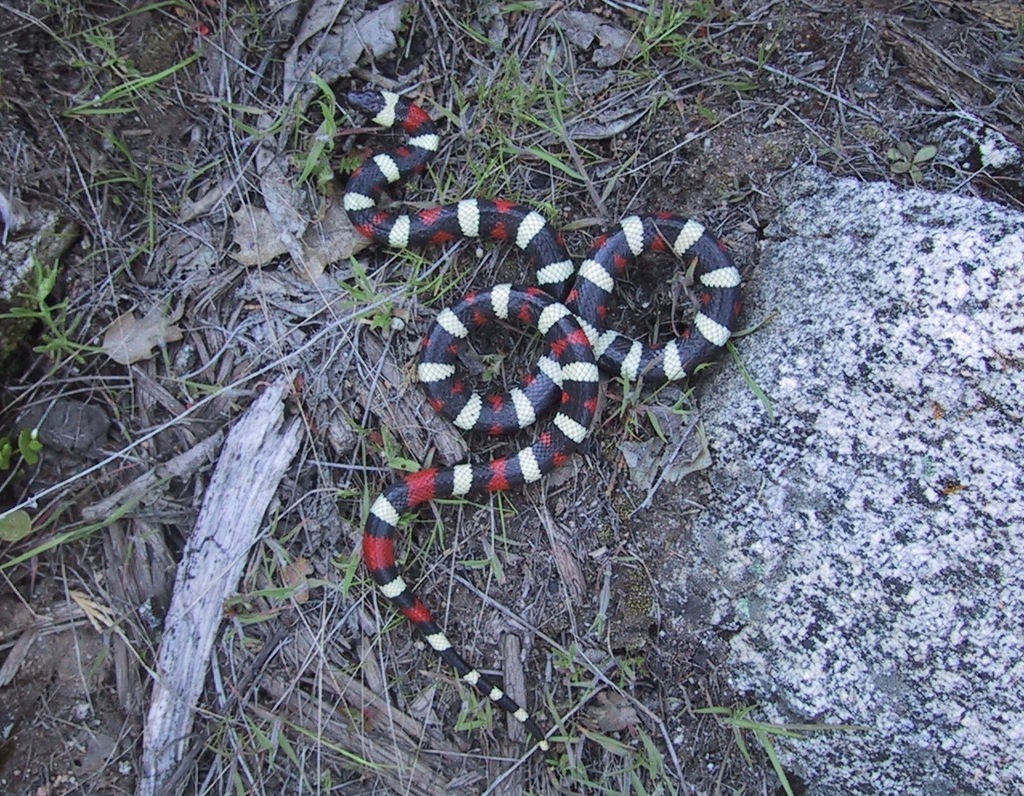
344, 89, 742, 753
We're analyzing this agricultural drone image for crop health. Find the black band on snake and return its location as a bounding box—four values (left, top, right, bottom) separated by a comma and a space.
344, 89, 742, 753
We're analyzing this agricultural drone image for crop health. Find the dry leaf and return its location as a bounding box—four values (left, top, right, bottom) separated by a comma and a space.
0, 188, 29, 243
0, 626, 38, 687
568, 107, 646, 141
230, 206, 289, 266
618, 437, 665, 490
554, 10, 640, 66
103, 304, 184, 364
177, 178, 230, 223
284, 0, 409, 96
298, 194, 368, 280
350, 0, 407, 59
256, 151, 307, 260
70, 590, 117, 633
281, 557, 311, 604
231, 195, 368, 278
586, 690, 641, 734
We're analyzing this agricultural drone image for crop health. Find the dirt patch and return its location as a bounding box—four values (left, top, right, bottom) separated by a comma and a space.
0, 591, 131, 794
1, 1, 1021, 794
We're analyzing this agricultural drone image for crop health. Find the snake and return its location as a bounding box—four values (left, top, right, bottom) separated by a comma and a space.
344, 89, 742, 753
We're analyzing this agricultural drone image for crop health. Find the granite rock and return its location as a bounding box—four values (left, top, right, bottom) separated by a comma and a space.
669, 168, 1023, 794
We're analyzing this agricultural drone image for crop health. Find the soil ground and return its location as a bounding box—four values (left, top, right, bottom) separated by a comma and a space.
1, 1, 1021, 794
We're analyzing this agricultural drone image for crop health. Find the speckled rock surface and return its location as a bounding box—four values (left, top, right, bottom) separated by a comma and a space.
668, 168, 1023, 794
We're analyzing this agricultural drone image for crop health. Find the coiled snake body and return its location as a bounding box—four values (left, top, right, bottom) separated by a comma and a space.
344, 89, 742, 752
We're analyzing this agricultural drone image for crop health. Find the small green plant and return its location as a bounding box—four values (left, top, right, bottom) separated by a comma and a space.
450, 53, 586, 210
755, 1, 790, 68
295, 73, 339, 190
697, 704, 869, 796
339, 258, 400, 330
374, 425, 420, 473
0, 428, 42, 469
638, 1, 711, 63
66, 52, 199, 117
455, 689, 497, 735
0, 258, 99, 363
886, 142, 937, 183
693, 93, 720, 124
0, 509, 34, 542
0, 499, 136, 572
77, 25, 128, 73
